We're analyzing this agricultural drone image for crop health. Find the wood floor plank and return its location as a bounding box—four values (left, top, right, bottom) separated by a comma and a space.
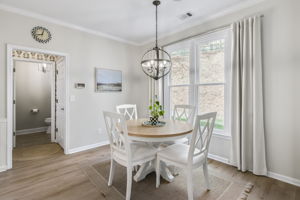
0, 163, 80, 195
218, 182, 244, 200
295, 187, 300, 200
264, 180, 296, 200
0, 170, 87, 200
247, 175, 272, 200
80, 165, 124, 200
42, 179, 102, 200
0, 145, 298, 200
16, 132, 51, 148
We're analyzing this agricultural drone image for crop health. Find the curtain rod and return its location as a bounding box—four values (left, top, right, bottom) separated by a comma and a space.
163, 14, 264, 47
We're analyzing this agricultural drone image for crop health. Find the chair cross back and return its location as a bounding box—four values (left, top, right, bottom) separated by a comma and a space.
189, 112, 217, 161
173, 105, 196, 124
116, 104, 138, 120
103, 112, 131, 157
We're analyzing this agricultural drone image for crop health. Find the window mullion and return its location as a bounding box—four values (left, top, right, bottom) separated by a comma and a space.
164, 74, 170, 118
196, 83, 225, 86
195, 41, 200, 115
224, 31, 231, 135
189, 41, 196, 107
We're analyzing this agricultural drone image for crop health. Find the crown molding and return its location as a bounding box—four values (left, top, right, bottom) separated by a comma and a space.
0, 3, 140, 46
0, 0, 265, 47
140, 0, 265, 46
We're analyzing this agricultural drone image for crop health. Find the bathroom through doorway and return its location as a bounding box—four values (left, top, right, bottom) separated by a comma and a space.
14, 60, 55, 149
6, 45, 69, 168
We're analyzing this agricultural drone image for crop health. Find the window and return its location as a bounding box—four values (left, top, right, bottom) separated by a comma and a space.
168, 46, 191, 112
164, 29, 231, 135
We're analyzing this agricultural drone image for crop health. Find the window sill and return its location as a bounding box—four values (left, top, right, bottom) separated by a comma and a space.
212, 132, 231, 140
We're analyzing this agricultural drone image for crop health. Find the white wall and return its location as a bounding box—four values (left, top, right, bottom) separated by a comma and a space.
140, 0, 300, 182
15, 61, 51, 131
0, 119, 7, 172
0, 9, 143, 168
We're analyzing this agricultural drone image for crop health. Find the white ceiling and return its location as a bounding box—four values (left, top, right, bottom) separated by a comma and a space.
0, 0, 262, 45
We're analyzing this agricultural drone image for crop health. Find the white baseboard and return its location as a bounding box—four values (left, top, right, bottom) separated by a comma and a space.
208, 153, 230, 165
16, 127, 48, 135
0, 165, 7, 172
67, 141, 110, 154
268, 171, 300, 187
207, 153, 300, 187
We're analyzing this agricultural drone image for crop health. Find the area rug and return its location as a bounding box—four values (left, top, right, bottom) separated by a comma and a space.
93, 161, 235, 200
13, 143, 62, 161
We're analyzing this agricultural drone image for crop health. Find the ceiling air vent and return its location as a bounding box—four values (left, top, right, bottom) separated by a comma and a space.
178, 12, 193, 20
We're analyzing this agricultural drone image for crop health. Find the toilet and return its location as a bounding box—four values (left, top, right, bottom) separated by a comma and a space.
44, 117, 51, 134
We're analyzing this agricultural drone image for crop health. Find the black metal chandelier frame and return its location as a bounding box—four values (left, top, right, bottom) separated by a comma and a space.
141, 0, 172, 80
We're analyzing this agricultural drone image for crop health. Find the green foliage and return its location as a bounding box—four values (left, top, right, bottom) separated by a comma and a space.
200, 119, 224, 130
149, 98, 165, 118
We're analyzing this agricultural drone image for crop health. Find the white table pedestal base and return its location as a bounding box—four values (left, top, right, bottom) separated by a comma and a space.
133, 161, 175, 182
127, 119, 193, 183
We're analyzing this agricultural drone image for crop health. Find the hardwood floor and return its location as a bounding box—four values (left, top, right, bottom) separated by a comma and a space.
0, 145, 299, 200
16, 132, 51, 148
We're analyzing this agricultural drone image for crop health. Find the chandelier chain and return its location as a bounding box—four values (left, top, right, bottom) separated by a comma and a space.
155, 2, 158, 48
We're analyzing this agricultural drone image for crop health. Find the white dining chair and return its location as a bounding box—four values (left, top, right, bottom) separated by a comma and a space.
116, 104, 138, 120
172, 104, 196, 144
103, 111, 157, 200
156, 112, 217, 200
172, 104, 196, 124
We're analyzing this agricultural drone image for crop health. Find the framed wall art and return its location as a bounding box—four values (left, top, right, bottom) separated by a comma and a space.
95, 68, 122, 92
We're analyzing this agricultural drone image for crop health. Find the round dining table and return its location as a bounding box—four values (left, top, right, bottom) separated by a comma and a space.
126, 118, 193, 182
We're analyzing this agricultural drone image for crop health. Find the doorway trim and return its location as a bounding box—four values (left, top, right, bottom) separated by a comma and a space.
6, 44, 70, 169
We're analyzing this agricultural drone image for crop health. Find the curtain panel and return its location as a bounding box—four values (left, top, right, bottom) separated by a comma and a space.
230, 16, 267, 175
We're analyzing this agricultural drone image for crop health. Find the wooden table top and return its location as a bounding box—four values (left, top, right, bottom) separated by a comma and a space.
126, 118, 193, 138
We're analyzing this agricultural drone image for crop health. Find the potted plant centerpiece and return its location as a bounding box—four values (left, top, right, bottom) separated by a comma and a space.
148, 100, 165, 126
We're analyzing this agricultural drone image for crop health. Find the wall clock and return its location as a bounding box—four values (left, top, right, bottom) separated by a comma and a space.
31, 26, 52, 43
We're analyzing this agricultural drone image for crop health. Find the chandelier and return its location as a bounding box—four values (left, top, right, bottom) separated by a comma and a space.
141, 0, 172, 80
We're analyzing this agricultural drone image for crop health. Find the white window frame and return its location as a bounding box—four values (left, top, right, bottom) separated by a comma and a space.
164, 28, 231, 136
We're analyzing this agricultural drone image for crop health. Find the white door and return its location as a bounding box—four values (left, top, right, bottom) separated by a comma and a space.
55, 57, 66, 149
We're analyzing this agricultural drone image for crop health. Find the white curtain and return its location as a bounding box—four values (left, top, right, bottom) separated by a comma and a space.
230, 16, 267, 175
